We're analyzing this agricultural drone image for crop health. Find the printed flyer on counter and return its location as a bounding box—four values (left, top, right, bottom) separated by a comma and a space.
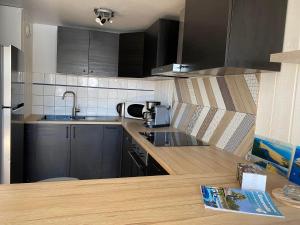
201, 186, 284, 218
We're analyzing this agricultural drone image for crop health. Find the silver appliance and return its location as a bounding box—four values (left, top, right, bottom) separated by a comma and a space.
144, 105, 170, 128
0, 45, 24, 184
124, 102, 145, 120
142, 101, 161, 127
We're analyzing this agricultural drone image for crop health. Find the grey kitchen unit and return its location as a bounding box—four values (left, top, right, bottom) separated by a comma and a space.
57, 27, 119, 76
24, 124, 123, 182
57, 27, 90, 75
89, 31, 119, 76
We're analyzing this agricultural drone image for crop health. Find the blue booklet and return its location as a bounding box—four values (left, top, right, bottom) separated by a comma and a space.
201, 186, 284, 218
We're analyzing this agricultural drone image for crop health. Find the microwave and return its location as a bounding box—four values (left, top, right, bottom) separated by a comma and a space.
124, 102, 145, 120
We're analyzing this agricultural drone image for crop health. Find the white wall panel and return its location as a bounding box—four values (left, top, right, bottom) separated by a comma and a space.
256, 0, 300, 146
0, 5, 22, 48
32, 24, 57, 73
255, 73, 276, 137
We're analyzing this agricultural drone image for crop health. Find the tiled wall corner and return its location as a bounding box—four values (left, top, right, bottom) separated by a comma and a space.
167, 74, 260, 157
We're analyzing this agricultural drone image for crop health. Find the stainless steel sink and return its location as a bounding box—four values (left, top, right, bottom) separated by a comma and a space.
40, 115, 120, 122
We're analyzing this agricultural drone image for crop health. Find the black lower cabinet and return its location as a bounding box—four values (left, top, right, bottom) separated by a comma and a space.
121, 130, 168, 178
70, 125, 104, 179
24, 124, 70, 182
25, 124, 167, 182
147, 155, 168, 176
101, 125, 123, 178
121, 130, 133, 177
24, 124, 123, 182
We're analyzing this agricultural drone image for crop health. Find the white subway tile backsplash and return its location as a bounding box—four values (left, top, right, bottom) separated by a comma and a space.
55, 96, 66, 107
98, 99, 108, 108
55, 107, 66, 115
44, 106, 55, 115
118, 90, 128, 100
99, 78, 109, 88
77, 97, 88, 108
108, 89, 118, 99
56, 74, 67, 85
32, 106, 43, 114
78, 76, 88, 86
32, 73, 44, 83
77, 87, 88, 98
87, 107, 97, 116
88, 77, 98, 87
127, 90, 137, 101
119, 79, 128, 89
109, 79, 120, 88
55, 86, 67, 97
67, 86, 78, 93
77, 107, 86, 116
32, 85, 44, 95
88, 88, 98, 98
98, 89, 108, 99
44, 96, 55, 106
32, 95, 43, 105
128, 80, 137, 89
98, 107, 108, 116
31, 73, 158, 116
88, 98, 98, 108
67, 76, 78, 86
66, 107, 73, 116
44, 74, 56, 84
44, 85, 56, 96
65, 96, 74, 107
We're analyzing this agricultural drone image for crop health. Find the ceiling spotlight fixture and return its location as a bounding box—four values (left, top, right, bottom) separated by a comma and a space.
94, 8, 114, 26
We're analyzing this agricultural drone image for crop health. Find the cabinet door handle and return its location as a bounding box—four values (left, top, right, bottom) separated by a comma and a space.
73, 126, 76, 139
66, 127, 69, 139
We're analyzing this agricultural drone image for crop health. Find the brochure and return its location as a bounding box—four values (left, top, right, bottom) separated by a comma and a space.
201, 186, 284, 218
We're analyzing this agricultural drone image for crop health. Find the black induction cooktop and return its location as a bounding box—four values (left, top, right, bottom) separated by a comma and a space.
139, 132, 209, 147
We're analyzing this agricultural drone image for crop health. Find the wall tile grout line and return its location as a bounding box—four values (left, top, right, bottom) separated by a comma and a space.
32, 83, 155, 92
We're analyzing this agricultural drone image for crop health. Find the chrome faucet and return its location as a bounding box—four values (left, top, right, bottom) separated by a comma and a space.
62, 91, 80, 118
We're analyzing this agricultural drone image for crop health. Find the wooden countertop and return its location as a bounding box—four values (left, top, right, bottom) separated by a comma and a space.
0, 174, 297, 225
122, 120, 245, 175
3, 116, 295, 224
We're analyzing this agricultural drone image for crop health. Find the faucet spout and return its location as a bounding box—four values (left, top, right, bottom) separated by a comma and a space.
62, 91, 80, 118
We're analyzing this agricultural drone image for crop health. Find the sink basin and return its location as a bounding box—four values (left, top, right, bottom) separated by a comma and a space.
40, 115, 120, 122
41, 115, 86, 121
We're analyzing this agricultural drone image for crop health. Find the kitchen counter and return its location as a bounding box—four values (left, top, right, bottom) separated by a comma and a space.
3, 115, 295, 224
0, 173, 297, 225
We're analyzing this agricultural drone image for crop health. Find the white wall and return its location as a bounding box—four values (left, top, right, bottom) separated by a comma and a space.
22, 9, 33, 117
32, 24, 57, 73
256, 0, 300, 146
0, 5, 22, 48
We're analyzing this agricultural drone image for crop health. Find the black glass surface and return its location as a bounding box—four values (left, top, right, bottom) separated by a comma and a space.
139, 132, 209, 147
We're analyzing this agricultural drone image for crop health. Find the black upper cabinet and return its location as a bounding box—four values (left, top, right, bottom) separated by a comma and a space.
182, 0, 287, 74
57, 27, 89, 74
118, 32, 145, 77
89, 31, 119, 76
144, 19, 179, 75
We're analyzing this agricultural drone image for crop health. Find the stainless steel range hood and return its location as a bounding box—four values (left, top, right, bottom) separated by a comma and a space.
151, 0, 286, 77
151, 64, 191, 77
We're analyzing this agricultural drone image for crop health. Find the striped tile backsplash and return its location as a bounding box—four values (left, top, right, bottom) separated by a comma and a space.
170, 74, 260, 157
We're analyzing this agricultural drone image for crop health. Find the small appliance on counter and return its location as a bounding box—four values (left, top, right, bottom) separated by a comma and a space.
142, 101, 170, 128
123, 102, 145, 120
140, 131, 209, 147
116, 102, 125, 117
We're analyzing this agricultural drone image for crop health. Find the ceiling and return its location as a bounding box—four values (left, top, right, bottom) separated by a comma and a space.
24, 0, 185, 33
